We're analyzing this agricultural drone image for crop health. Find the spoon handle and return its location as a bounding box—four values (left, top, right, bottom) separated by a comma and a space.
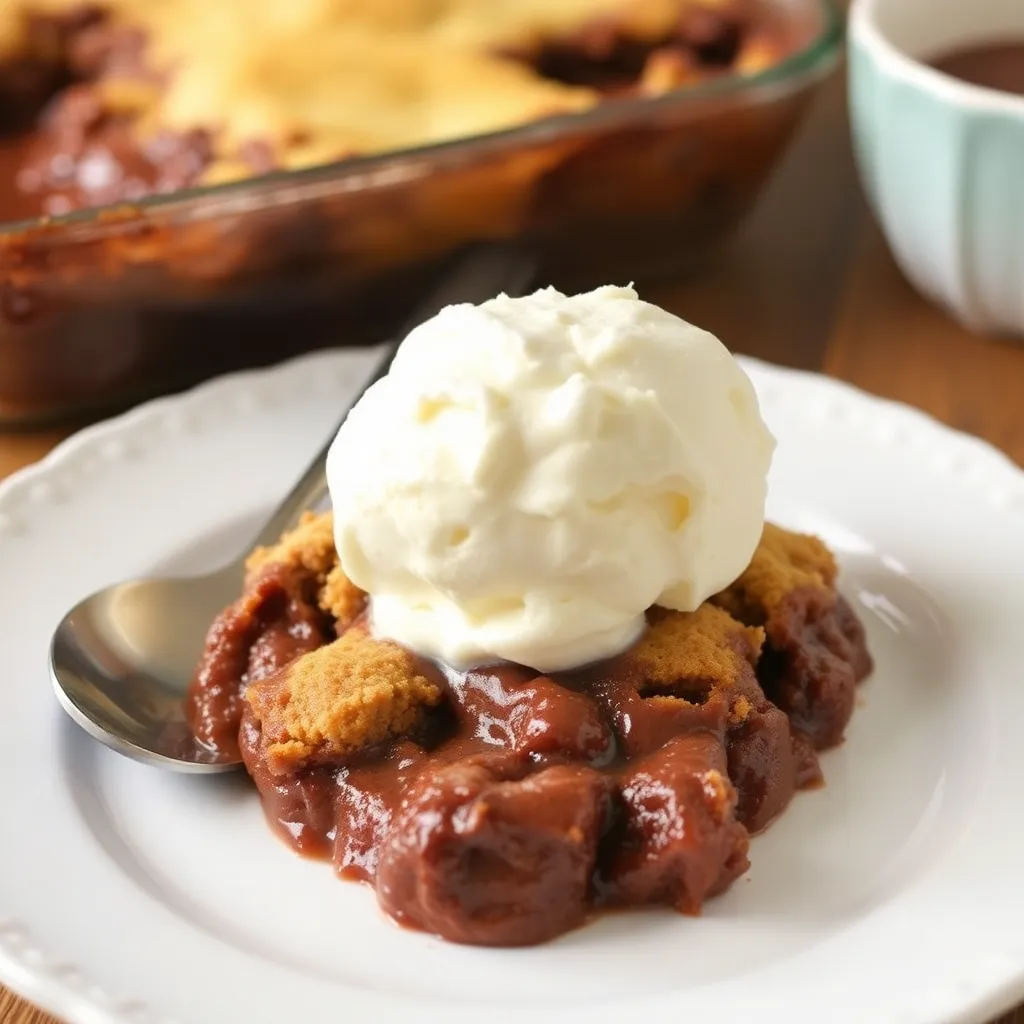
249, 245, 536, 551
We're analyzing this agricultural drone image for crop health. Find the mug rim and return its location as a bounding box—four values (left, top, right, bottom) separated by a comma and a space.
850, 0, 1024, 116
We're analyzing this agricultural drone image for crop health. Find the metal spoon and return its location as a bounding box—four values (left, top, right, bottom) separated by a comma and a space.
50, 247, 535, 773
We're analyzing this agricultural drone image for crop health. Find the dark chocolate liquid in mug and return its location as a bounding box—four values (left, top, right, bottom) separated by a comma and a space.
929, 41, 1024, 96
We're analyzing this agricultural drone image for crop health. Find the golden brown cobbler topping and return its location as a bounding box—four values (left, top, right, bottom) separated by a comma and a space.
245, 511, 367, 630
1, 0, 784, 185
728, 694, 754, 725
320, 564, 367, 630
246, 625, 442, 774
633, 603, 763, 690
712, 522, 836, 624
240, 517, 836, 771
245, 511, 337, 583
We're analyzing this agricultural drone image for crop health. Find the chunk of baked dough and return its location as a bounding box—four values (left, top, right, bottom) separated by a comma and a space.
246, 626, 442, 774
245, 510, 337, 583
712, 522, 837, 624
319, 563, 366, 629
635, 603, 764, 692
244, 510, 366, 629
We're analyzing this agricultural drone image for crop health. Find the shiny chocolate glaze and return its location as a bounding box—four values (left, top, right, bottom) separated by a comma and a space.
187, 562, 872, 946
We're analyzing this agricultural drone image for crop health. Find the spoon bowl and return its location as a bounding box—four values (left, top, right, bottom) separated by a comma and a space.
51, 566, 245, 771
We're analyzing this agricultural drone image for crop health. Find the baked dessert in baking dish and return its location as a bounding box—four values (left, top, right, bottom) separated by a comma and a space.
0, 0, 797, 214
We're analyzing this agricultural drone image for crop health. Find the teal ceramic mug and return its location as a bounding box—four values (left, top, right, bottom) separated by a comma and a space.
849, 0, 1024, 338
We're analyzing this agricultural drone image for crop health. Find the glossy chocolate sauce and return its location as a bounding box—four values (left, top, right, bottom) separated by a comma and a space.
237, 653, 761, 947
186, 559, 874, 946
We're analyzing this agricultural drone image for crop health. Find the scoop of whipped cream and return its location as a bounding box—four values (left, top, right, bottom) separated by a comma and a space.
326, 285, 776, 672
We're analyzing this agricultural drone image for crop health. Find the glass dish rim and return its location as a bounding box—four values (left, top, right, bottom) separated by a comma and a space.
0, 0, 843, 239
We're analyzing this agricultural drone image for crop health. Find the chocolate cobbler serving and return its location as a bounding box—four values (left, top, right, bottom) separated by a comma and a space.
186, 286, 873, 947
0, 0, 796, 217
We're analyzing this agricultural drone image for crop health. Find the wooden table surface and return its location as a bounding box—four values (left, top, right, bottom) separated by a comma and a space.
2, 58, 1024, 1024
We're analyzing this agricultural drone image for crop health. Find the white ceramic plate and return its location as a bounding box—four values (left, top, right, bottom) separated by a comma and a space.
1, 349, 1023, 1024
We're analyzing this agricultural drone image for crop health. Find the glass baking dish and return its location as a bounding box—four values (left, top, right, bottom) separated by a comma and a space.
0, 0, 841, 425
